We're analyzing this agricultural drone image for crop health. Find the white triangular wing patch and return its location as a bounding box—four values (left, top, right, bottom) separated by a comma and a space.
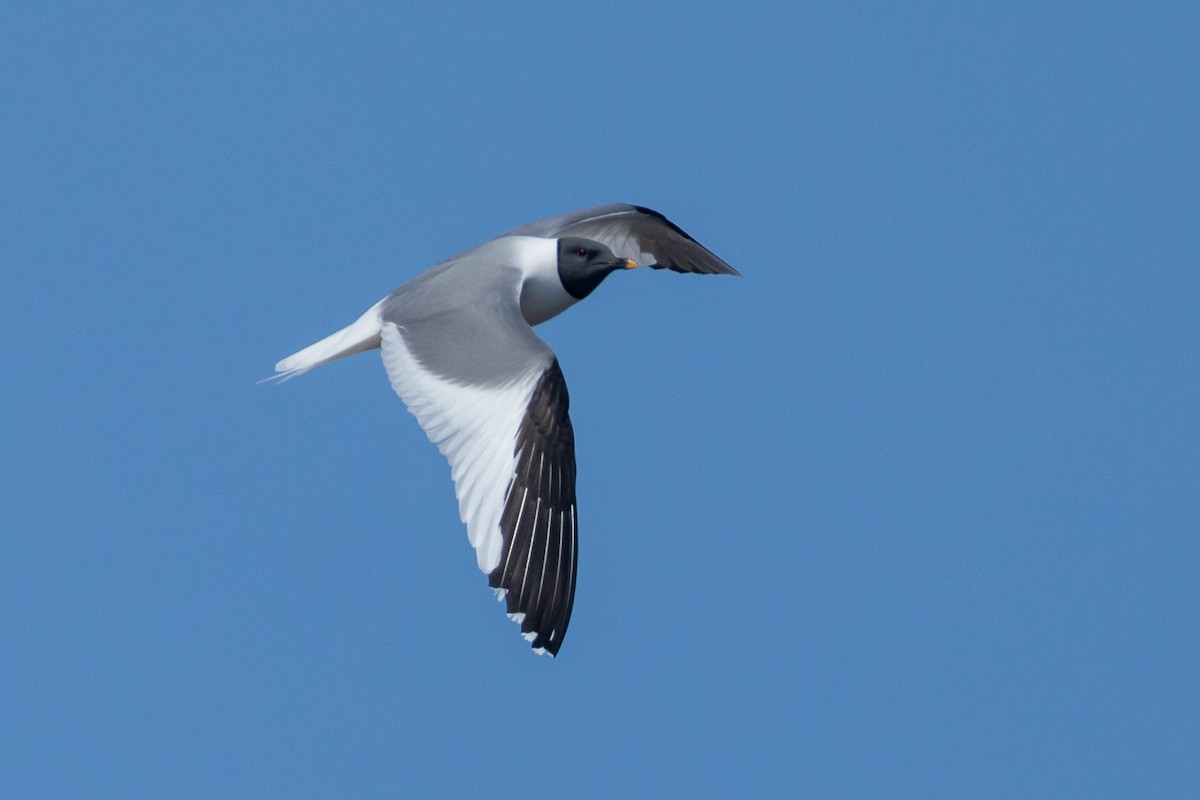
379, 322, 544, 574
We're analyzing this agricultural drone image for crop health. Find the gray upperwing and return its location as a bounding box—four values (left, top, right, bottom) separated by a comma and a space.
505, 203, 739, 276
380, 240, 554, 387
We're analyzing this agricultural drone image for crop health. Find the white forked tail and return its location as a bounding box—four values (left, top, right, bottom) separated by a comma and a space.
267, 299, 387, 382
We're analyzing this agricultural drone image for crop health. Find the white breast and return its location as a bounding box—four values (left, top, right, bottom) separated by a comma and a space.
510, 235, 579, 326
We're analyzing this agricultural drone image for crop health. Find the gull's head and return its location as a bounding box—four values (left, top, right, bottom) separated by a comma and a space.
555, 237, 638, 301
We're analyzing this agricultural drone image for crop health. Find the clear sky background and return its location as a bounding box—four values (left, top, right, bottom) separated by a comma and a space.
2, 2, 1197, 797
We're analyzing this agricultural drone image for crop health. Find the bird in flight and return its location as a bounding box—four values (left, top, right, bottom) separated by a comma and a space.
271, 204, 738, 655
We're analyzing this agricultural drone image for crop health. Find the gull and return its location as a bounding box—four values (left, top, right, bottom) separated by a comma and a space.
271, 204, 737, 655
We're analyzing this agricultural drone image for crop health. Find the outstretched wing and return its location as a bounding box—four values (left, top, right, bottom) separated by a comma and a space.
378, 266, 578, 655
506, 204, 739, 275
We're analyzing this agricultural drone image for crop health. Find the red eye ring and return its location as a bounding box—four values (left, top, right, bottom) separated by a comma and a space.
576, 247, 587, 258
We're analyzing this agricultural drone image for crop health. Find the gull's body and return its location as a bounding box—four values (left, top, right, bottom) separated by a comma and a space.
272, 204, 737, 655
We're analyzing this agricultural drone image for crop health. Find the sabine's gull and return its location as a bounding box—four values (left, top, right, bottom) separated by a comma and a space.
271, 204, 737, 655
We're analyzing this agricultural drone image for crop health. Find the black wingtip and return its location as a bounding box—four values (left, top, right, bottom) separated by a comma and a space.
487, 360, 578, 658
648, 261, 742, 276
630, 205, 740, 275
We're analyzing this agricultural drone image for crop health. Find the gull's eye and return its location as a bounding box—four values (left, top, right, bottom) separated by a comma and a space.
576, 247, 588, 258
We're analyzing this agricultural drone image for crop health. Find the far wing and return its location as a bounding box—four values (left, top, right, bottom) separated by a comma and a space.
506, 204, 739, 275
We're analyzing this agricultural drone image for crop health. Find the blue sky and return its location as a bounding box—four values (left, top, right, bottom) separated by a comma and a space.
2, 2, 1197, 797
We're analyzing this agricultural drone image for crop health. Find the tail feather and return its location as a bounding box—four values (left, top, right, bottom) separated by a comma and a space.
268, 299, 386, 382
